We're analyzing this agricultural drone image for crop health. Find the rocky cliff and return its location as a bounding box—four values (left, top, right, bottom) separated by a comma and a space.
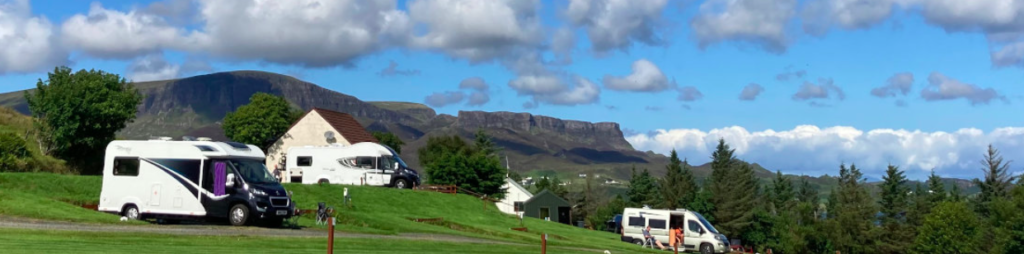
454, 111, 632, 151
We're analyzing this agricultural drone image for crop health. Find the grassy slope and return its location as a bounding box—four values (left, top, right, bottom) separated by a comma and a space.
0, 228, 595, 254
0, 173, 653, 253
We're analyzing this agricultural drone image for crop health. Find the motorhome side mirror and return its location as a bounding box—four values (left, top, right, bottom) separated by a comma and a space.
226, 173, 236, 187
700, 228, 706, 235
394, 162, 399, 169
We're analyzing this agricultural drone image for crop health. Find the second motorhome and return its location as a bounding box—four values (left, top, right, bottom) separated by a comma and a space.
287, 142, 421, 188
621, 207, 729, 254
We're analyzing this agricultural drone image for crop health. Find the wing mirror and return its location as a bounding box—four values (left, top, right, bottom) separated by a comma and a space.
226, 173, 236, 188
394, 162, 399, 170
699, 228, 706, 235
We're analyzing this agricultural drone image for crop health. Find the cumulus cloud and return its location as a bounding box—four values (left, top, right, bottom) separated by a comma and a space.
190, 0, 411, 67
0, 0, 66, 74
792, 78, 845, 101
505, 53, 600, 107
377, 60, 420, 77
800, 0, 898, 36
909, 0, 1024, 68
459, 77, 491, 106
407, 0, 543, 62
627, 125, 1024, 178
921, 72, 1006, 105
677, 86, 704, 102
551, 27, 576, 64
565, 0, 669, 53
126, 54, 180, 82
990, 41, 1024, 67
739, 83, 765, 101
775, 68, 806, 81
690, 0, 796, 53
61, 2, 191, 59
870, 72, 914, 98
424, 91, 466, 107
602, 59, 674, 92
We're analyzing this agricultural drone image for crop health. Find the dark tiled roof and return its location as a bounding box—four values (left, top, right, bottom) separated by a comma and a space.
311, 108, 378, 144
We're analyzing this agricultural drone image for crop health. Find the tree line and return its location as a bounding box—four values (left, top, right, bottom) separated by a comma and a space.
624, 139, 1024, 254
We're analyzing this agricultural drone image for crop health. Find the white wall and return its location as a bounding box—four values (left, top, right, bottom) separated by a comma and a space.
265, 110, 351, 182
497, 178, 533, 215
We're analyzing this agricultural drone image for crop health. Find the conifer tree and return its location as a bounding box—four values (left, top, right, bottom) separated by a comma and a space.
877, 164, 911, 253
974, 144, 1017, 216
927, 171, 946, 204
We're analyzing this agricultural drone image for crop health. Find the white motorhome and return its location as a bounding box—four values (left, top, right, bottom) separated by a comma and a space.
621, 207, 729, 254
98, 138, 295, 226
287, 142, 421, 188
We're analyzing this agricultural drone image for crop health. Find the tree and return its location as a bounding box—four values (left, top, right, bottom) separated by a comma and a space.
690, 182, 716, 222
771, 171, 796, 213
709, 137, 759, 241
974, 144, 1017, 216
877, 164, 912, 254
25, 67, 143, 174
533, 176, 552, 194
912, 201, 982, 254
626, 165, 659, 207
906, 183, 930, 229
372, 131, 405, 154
223, 93, 301, 151
418, 131, 506, 198
659, 150, 696, 209
796, 177, 819, 225
948, 183, 963, 202
926, 171, 946, 204
0, 132, 30, 171
831, 163, 878, 254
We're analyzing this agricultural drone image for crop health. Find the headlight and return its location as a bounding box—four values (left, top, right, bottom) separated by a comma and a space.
251, 188, 267, 196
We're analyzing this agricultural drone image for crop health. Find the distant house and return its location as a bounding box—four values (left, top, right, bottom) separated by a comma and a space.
497, 177, 533, 216
265, 108, 378, 182
523, 189, 572, 225
578, 173, 587, 178
604, 178, 619, 185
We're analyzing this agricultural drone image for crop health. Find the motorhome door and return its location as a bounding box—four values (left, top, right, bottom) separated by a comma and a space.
354, 156, 386, 186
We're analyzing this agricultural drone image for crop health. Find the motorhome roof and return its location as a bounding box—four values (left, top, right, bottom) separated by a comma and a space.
287, 142, 392, 157
106, 140, 265, 159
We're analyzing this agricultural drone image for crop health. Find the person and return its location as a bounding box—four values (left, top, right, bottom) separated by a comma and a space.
669, 224, 684, 250
643, 226, 666, 250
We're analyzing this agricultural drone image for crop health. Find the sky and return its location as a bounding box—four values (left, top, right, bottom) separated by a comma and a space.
1, 0, 1023, 180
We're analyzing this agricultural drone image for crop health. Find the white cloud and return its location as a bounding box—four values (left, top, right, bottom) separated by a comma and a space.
627, 125, 1024, 178
126, 54, 180, 82
690, 0, 796, 53
602, 59, 673, 92
677, 86, 704, 102
511, 75, 600, 106
565, 0, 669, 53
739, 83, 765, 101
921, 72, 1005, 105
792, 78, 845, 101
916, 0, 1024, 33
0, 0, 66, 73
191, 0, 410, 67
459, 77, 489, 92
870, 72, 914, 98
551, 27, 575, 64
407, 0, 543, 62
61, 2, 189, 59
801, 0, 898, 36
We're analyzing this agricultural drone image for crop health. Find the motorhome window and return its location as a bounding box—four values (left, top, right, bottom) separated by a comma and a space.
382, 146, 408, 168
297, 156, 312, 166
355, 156, 375, 169
229, 159, 278, 184
694, 212, 720, 234
338, 157, 357, 167
628, 216, 644, 227
113, 158, 139, 176
151, 159, 202, 184
379, 156, 396, 170
201, 160, 230, 194
688, 220, 701, 233
649, 219, 667, 229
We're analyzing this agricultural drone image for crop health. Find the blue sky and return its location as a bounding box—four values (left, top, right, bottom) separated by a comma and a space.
2, 0, 1023, 179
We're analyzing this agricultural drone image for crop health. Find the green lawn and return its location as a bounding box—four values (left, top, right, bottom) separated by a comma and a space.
0, 173, 655, 253
0, 228, 599, 254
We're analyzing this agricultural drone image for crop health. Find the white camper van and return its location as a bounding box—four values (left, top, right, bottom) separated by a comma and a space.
287, 142, 421, 188
620, 207, 729, 254
98, 139, 295, 226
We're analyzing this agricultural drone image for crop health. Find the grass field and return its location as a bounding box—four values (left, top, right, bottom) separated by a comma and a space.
0, 173, 656, 253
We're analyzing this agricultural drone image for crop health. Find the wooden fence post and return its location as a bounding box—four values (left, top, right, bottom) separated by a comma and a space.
327, 217, 335, 254
541, 234, 547, 254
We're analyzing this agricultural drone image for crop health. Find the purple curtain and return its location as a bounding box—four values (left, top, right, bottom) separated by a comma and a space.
214, 162, 226, 196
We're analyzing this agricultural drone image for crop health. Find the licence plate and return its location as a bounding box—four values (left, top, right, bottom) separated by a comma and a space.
276, 210, 287, 216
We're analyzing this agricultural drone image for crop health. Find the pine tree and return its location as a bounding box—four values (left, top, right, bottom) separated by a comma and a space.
771, 171, 796, 213
796, 177, 820, 225
715, 162, 758, 239
690, 181, 716, 222
832, 163, 878, 254
660, 150, 686, 209
949, 184, 963, 202
906, 183, 930, 228
627, 166, 658, 207
926, 171, 946, 204
974, 144, 1017, 216
877, 164, 911, 254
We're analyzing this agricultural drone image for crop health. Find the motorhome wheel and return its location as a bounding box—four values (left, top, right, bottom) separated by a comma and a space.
394, 179, 409, 189
633, 239, 643, 246
229, 204, 249, 226
124, 205, 140, 220
700, 243, 712, 254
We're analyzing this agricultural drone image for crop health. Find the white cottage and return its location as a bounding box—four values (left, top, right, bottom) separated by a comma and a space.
497, 177, 533, 216
265, 108, 378, 182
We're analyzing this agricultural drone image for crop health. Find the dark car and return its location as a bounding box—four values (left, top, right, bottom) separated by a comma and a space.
606, 214, 622, 233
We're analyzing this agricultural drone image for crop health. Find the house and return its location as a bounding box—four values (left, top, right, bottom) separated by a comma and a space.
523, 189, 572, 225
604, 178, 620, 185
578, 173, 587, 178
497, 177, 533, 216
265, 108, 378, 182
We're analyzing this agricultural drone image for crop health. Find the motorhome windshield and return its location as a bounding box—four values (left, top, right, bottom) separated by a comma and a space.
382, 146, 408, 168
694, 212, 720, 234
229, 159, 278, 184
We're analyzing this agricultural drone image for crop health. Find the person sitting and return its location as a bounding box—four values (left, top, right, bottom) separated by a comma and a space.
643, 226, 666, 250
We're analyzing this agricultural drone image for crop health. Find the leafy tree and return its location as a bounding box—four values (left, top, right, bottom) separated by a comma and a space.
372, 131, 405, 154
533, 176, 552, 194
626, 165, 659, 207
912, 201, 982, 254
659, 150, 696, 209
25, 67, 143, 174
877, 164, 912, 254
419, 131, 506, 198
973, 144, 1017, 216
223, 93, 301, 151
926, 171, 946, 204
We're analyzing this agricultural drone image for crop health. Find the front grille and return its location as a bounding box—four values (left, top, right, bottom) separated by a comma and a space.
270, 197, 289, 207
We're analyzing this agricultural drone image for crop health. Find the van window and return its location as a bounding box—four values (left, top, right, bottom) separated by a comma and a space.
355, 156, 375, 169
688, 220, 701, 233
628, 216, 644, 227
152, 159, 202, 184
113, 158, 139, 176
649, 219, 667, 229
297, 156, 312, 166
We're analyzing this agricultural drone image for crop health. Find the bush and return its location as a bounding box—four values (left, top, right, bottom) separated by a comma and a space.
0, 132, 29, 172
913, 201, 982, 254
